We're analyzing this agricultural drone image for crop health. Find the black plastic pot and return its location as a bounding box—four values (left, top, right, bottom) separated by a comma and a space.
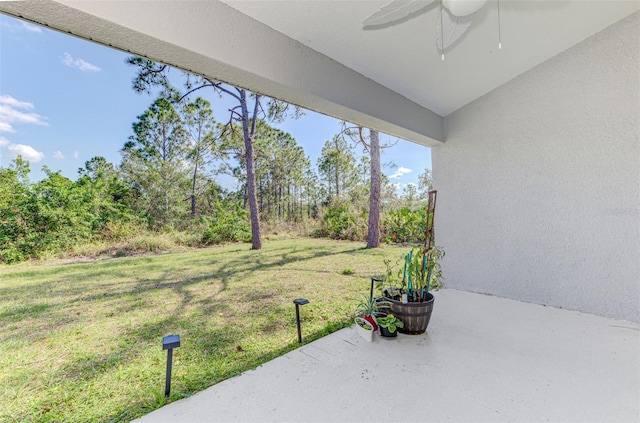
379, 326, 398, 338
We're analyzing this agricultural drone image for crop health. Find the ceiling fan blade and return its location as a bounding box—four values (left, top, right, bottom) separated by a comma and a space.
436, 7, 473, 50
443, 0, 487, 17
363, 0, 436, 27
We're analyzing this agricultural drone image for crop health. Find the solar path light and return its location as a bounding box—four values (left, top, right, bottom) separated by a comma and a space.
370, 277, 381, 301
162, 334, 180, 397
293, 298, 309, 343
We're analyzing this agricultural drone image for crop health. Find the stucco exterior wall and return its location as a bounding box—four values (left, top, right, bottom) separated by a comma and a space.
432, 12, 639, 321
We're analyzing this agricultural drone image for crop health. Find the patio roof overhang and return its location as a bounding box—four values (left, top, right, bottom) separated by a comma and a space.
2, 1, 637, 147
0, 0, 445, 145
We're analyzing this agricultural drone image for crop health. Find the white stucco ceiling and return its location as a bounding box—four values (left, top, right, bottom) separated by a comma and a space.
223, 0, 639, 116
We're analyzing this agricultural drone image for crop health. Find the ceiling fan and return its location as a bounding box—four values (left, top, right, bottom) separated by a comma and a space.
362, 0, 500, 59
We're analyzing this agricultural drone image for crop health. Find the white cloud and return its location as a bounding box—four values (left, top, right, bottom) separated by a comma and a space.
0, 95, 34, 110
74, 150, 79, 159
62, 53, 101, 72
388, 166, 413, 179
20, 21, 42, 33
0, 19, 42, 33
1, 140, 45, 163
53, 150, 65, 159
0, 96, 47, 163
0, 95, 48, 132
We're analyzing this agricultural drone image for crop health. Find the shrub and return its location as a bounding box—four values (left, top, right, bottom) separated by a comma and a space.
201, 207, 251, 245
0, 245, 25, 264
314, 205, 366, 241
382, 206, 427, 244
100, 219, 143, 241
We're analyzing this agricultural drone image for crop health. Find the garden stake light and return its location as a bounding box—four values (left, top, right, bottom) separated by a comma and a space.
162, 334, 181, 397
293, 298, 309, 343
370, 277, 381, 301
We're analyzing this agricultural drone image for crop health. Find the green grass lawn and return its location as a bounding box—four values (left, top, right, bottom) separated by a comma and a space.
0, 238, 404, 422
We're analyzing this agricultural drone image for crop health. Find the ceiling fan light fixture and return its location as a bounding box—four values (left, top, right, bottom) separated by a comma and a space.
363, 0, 501, 59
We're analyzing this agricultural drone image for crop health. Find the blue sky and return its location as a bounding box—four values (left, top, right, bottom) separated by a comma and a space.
0, 14, 431, 190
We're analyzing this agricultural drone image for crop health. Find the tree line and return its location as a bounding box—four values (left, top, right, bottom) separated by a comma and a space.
0, 59, 434, 264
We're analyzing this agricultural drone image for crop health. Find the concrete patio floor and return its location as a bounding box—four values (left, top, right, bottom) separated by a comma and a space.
136, 289, 639, 422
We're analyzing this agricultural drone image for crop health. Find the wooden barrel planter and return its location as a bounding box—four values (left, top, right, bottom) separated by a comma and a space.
385, 293, 435, 335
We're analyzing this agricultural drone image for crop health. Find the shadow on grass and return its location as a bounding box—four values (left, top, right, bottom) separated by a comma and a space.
0, 240, 385, 422
0, 242, 366, 314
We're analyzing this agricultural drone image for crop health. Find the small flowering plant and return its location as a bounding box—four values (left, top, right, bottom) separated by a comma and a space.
375, 314, 404, 334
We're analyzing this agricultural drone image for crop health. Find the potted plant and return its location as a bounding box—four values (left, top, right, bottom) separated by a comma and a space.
375, 314, 404, 338
354, 316, 374, 342
356, 295, 390, 331
379, 245, 445, 334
